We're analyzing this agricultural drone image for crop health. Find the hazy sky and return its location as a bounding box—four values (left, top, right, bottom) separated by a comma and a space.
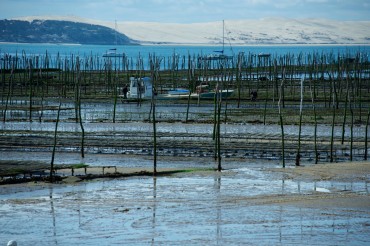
1, 0, 369, 23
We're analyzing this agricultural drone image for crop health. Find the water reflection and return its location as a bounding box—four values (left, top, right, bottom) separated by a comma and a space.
215, 176, 222, 245
151, 177, 157, 246
48, 186, 58, 245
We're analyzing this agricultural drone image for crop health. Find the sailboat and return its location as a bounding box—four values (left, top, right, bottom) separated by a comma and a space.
103, 20, 125, 58
201, 20, 233, 61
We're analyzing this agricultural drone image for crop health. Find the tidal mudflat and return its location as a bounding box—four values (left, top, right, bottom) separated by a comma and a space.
1, 159, 369, 245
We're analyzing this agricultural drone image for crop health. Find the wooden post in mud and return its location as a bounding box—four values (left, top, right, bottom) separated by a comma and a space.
263, 75, 269, 126
365, 108, 370, 160
330, 78, 336, 163
76, 57, 85, 158
356, 54, 363, 123
341, 76, 350, 145
113, 78, 118, 123
150, 56, 161, 175
50, 100, 62, 182
279, 69, 285, 168
347, 64, 355, 161
185, 54, 193, 123
296, 77, 304, 166
112, 57, 119, 123
309, 81, 319, 164
28, 59, 33, 122
152, 90, 157, 175
217, 95, 222, 171
3, 65, 14, 122
223, 71, 230, 124
1, 54, 5, 104
213, 85, 218, 150
39, 50, 49, 122
212, 83, 222, 170
213, 87, 218, 142
350, 98, 354, 161
281, 57, 286, 109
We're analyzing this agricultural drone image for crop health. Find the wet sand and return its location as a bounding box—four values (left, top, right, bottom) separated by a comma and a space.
268, 161, 370, 182
261, 161, 370, 209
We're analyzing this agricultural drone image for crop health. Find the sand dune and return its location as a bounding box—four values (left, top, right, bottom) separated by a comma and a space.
13, 16, 370, 45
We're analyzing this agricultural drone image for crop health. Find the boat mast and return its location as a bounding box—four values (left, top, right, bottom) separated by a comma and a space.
114, 20, 118, 46
222, 20, 225, 54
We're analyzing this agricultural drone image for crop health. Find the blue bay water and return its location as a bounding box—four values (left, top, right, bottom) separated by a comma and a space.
1, 43, 370, 57
1, 43, 369, 70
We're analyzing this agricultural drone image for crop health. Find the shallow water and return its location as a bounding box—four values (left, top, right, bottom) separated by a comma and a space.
2, 100, 219, 122
1, 164, 369, 245
1, 101, 369, 139
1, 118, 367, 138
1, 106, 368, 164
1, 99, 368, 162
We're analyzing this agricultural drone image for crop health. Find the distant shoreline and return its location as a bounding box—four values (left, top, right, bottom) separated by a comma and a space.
0, 42, 82, 46
140, 43, 370, 47
1, 42, 370, 47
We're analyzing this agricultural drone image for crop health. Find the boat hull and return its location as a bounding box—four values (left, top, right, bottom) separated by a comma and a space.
198, 90, 233, 99
157, 90, 234, 100
103, 54, 125, 58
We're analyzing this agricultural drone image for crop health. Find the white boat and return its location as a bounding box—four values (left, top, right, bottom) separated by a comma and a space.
103, 48, 125, 58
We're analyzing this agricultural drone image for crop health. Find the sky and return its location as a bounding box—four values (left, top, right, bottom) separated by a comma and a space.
1, 0, 369, 23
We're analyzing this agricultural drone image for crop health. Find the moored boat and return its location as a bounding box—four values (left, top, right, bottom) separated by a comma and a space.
103, 49, 125, 58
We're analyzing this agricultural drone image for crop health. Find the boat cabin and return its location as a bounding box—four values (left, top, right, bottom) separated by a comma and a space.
128, 77, 153, 99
